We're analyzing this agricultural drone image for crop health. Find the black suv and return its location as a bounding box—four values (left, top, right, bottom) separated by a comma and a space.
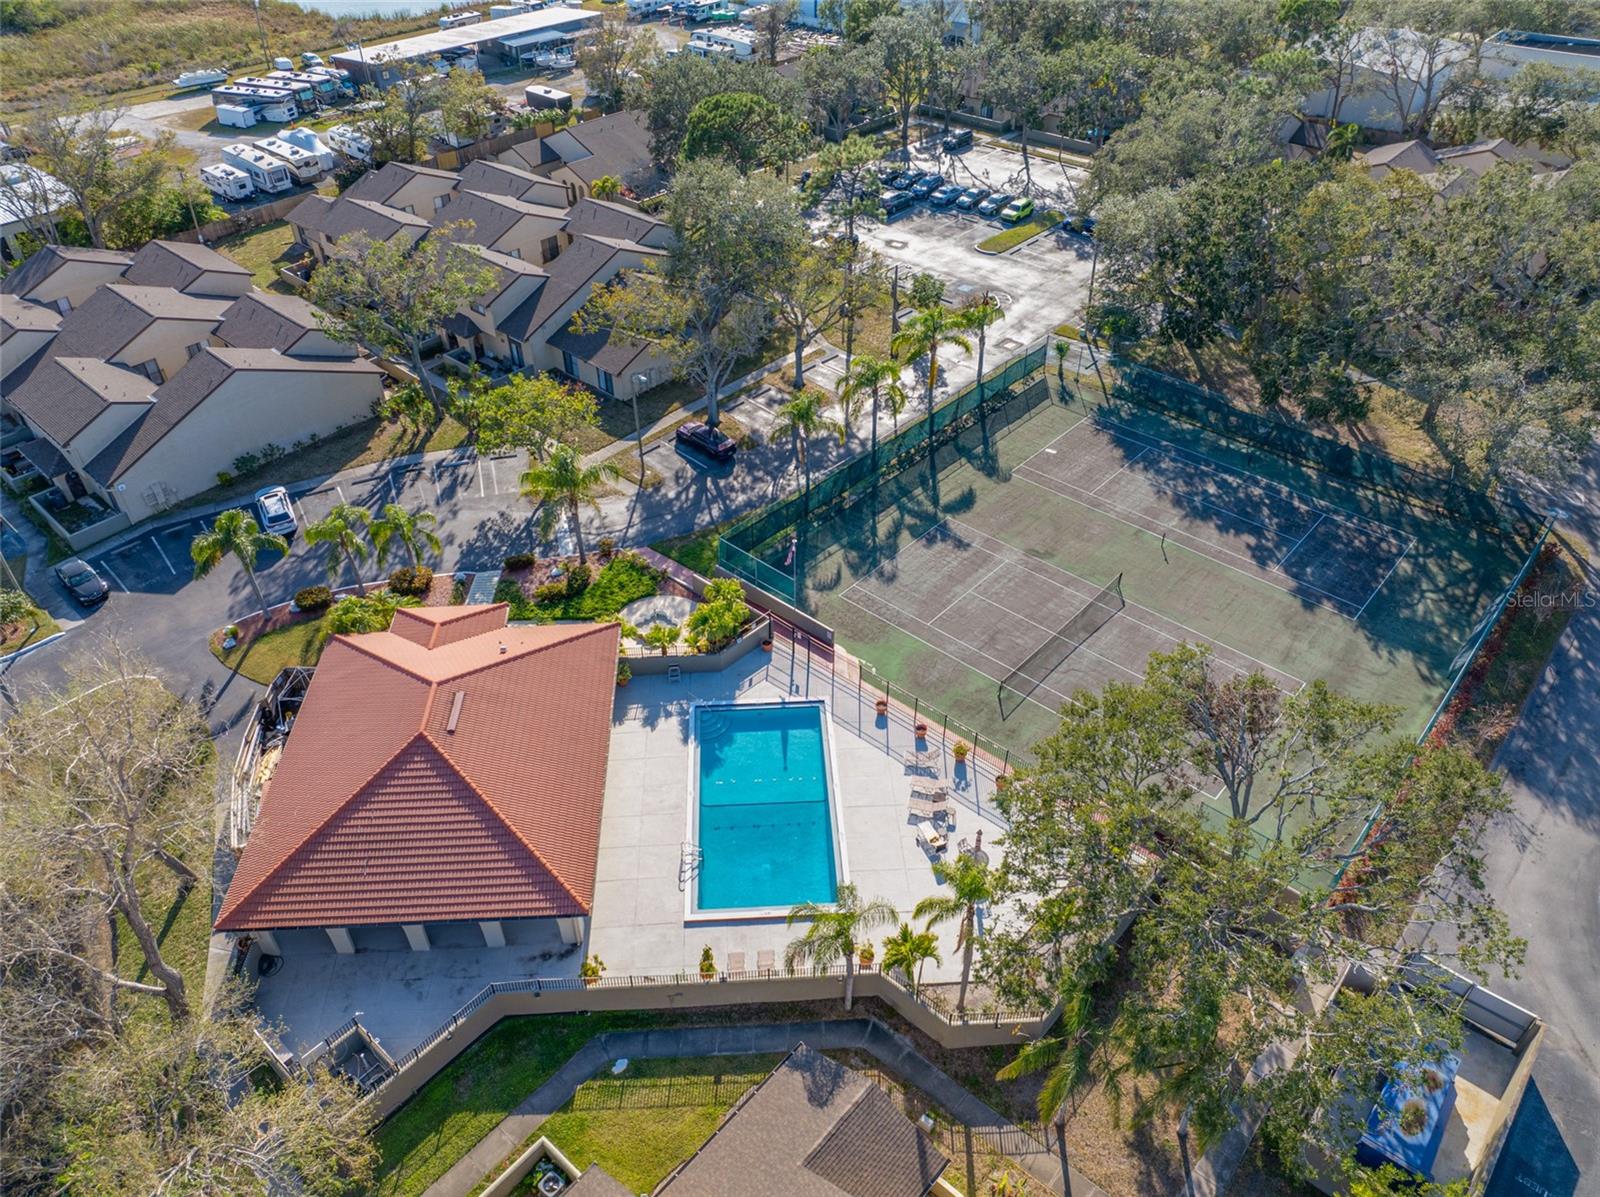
941, 128, 973, 152
675, 421, 737, 462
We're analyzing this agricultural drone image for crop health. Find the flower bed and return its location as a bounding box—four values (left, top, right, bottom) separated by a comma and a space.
494, 552, 660, 622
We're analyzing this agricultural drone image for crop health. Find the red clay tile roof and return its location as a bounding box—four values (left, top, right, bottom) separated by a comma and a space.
215, 605, 619, 932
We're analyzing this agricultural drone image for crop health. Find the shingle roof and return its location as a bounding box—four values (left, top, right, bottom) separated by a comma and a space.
499, 233, 662, 342
5, 356, 153, 446
216, 290, 353, 356
566, 196, 667, 246
84, 347, 380, 484
566, 1165, 632, 1197
293, 193, 432, 242
0, 292, 61, 339
0, 244, 131, 298
547, 320, 649, 375
346, 159, 459, 204
122, 239, 250, 292
214, 609, 620, 932
457, 157, 568, 206
551, 112, 664, 195
658, 1045, 948, 1197
433, 189, 569, 250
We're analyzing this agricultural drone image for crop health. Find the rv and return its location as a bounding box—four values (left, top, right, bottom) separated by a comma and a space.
172, 68, 229, 91
626, 0, 670, 15
325, 124, 373, 162
214, 104, 260, 130
200, 163, 255, 201
438, 10, 482, 28
239, 75, 317, 107
266, 70, 339, 103
523, 84, 573, 111
278, 126, 337, 172
688, 28, 755, 56
212, 84, 296, 110
221, 143, 295, 194
254, 137, 324, 183
490, 1, 536, 14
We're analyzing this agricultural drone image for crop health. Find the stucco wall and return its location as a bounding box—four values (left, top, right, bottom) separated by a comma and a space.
115, 317, 221, 384
106, 365, 381, 521
19, 259, 128, 311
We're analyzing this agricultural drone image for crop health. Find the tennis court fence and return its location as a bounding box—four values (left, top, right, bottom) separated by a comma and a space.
719, 340, 1051, 603
1101, 357, 1541, 541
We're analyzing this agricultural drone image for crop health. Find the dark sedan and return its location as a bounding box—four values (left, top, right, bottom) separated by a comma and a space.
888, 170, 920, 190
54, 557, 110, 607
909, 173, 943, 199
955, 186, 991, 211
976, 192, 1012, 218
675, 421, 737, 462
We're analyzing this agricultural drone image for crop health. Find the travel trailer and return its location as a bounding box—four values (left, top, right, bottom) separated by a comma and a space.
523, 84, 573, 111
277, 126, 337, 172
254, 137, 324, 184
439, 10, 483, 28
325, 124, 373, 163
214, 104, 260, 129
199, 163, 255, 201
221, 143, 295, 194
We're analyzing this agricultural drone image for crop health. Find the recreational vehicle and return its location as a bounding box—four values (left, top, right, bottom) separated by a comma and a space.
688, 28, 755, 56
212, 84, 297, 112
278, 126, 337, 172
199, 163, 255, 201
325, 124, 373, 162
523, 84, 573, 111
239, 75, 317, 107
626, 0, 670, 15
439, 10, 483, 28
266, 70, 339, 103
254, 137, 324, 184
172, 68, 229, 90
221, 144, 295, 194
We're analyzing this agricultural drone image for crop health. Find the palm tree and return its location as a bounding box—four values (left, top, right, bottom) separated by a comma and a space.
785, 883, 897, 1011
913, 850, 997, 1014
995, 984, 1096, 1123
881, 921, 942, 997
772, 387, 842, 498
519, 444, 621, 567
642, 624, 680, 655
370, 502, 442, 568
891, 306, 971, 442
841, 354, 910, 457
304, 503, 372, 594
957, 292, 1005, 399
190, 508, 288, 616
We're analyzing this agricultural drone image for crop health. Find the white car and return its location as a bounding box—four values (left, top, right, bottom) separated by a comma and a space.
254, 486, 297, 539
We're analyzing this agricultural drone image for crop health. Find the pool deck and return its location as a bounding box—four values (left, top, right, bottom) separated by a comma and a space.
588, 653, 1012, 982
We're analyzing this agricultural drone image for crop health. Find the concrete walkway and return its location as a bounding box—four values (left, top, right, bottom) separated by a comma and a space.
421, 1017, 1107, 1197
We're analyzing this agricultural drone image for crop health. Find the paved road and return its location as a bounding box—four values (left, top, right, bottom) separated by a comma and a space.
423, 1017, 1106, 1197
1474, 441, 1600, 1197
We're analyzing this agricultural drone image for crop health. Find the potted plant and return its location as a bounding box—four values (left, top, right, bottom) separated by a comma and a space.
581, 954, 606, 986
761, 633, 774, 652
700, 945, 716, 979
875, 696, 890, 717
995, 772, 1012, 792
1398, 1098, 1428, 1138
858, 942, 876, 970
616, 660, 631, 687
914, 721, 928, 738
952, 741, 970, 763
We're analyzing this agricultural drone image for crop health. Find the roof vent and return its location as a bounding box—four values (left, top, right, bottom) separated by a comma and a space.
445, 690, 466, 733
499, 642, 507, 654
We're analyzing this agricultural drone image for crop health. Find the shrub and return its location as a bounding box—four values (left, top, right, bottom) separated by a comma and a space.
215, 470, 234, 487
685, 577, 749, 653
293, 585, 333, 612
388, 565, 434, 597
502, 552, 538, 570
533, 568, 590, 605
326, 592, 418, 635
596, 536, 617, 561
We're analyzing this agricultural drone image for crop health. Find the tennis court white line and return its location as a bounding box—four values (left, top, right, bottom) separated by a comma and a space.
839, 519, 981, 602
944, 518, 1307, 690
1011, 466, 1367, 619
1271, 511, 1327, 575
929, 556, 1011, 625
1088, 440, 1156, 496
960, 589, 1147, 683
1354, 536, 1416, 621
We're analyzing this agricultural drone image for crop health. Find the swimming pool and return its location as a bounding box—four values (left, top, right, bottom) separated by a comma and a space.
692, 701, 842, 914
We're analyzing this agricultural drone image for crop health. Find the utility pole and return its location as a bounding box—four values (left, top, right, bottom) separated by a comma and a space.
254, 0, 270, 71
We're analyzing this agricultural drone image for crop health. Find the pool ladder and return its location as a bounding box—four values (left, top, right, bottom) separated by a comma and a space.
678, 841, 703, 891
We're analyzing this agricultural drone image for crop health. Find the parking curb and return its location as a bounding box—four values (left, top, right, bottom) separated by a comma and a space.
0, 629, 68, 665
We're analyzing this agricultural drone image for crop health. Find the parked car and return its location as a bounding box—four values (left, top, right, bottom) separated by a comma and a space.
929, 183, 964, 207
955, 186, 991, 211
880, 189, 915, 217
1069, 213, 1097, 236
999, 196, 1035, 223
54, 558, 110, 607
941, 128, 974, 152
675, 421, 737, 462
254, 486, 298, 539
910, 173, 943, 199
976, 192, 1012, 218
888, 169, 920, 190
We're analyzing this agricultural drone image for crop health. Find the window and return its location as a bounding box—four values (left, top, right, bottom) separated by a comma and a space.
54, 297, 71, 314
597, 370, 614, 397
507, 247, 521, 260
541, 236, 561, 263
185, 342, 206, 359
509, 341, 524, 368
433, 194, 449, 211
560, 351, 579, 379
134, 359, 163, 383
471, 301, 486, 315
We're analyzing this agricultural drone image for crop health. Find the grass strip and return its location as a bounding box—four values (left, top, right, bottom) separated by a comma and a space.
977, 210, 1064, 254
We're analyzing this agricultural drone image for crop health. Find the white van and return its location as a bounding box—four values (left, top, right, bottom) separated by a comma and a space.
200, 163, 255, 201
221, 143, 294, 194
254, 137, 324, 184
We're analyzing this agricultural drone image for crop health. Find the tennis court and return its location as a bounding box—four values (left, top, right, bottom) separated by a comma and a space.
841, 517, 1302, 720
1013, 410, 1414, 620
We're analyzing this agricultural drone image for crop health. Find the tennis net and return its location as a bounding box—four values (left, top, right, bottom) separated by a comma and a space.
998, 573, 1124, 719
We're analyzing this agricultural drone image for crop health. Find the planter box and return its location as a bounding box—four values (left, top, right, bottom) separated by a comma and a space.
628, 616, 771, 676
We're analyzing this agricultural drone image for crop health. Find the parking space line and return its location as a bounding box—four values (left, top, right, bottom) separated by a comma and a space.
293, 496, 311, 527
476, 457, 486, 498
486, 456, 500, 494
97, 561, 129, 593
150, 537, 177, 575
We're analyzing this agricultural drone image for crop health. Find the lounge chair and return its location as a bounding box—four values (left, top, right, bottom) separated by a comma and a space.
756, 948, 776, 974
726, 950, 745, 976
902, 747, 940, 771
917, 825, 948, 857
909, 791, 946, 820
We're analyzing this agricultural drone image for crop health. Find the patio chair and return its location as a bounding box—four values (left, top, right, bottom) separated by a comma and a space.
911, 781, 950, 803
726, 950, 746, 976
901, 747, 940, 771
756, 948, 776, 975
917, 825, 949, 858
908, 791, 944, 820
957, 837, 973, 857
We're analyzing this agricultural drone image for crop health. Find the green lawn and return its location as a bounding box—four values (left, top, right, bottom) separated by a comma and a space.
494, 553, 660, 622
212, 615, 330, 684
0, 606, 61, 657
528, 1055, 782, 1193
213, 221, 298, 293
374, 1012, 670, 1197
651, 515, 743, 578
977, 210, 1065, 254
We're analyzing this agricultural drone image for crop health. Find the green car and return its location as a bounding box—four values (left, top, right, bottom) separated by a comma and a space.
999, 196, 1035, 223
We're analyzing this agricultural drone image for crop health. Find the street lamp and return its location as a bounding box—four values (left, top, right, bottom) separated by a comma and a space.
631, 374, 649, 485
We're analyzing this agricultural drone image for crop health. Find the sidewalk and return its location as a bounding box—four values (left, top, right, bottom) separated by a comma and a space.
422, 1017, 1106, 1197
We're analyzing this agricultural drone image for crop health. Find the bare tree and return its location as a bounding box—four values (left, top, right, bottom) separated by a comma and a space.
1, 644, 212, 1024
751, 0, 798, 66
23, 98, 172, 249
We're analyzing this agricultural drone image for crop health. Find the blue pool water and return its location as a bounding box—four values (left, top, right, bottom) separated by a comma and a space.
696, 703, 837, 911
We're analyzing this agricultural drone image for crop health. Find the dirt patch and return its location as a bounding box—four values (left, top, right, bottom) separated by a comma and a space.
421, 572, 463, 607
